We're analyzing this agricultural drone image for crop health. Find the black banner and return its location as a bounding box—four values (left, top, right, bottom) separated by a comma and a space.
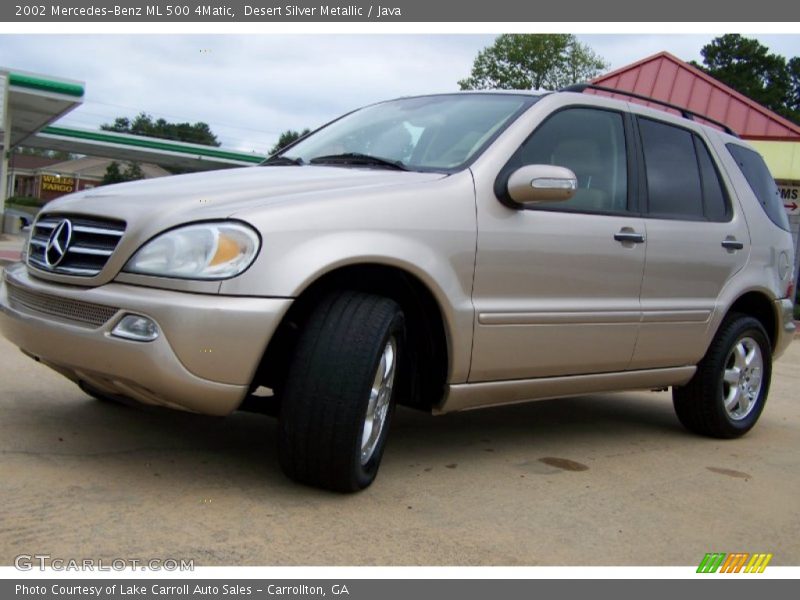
4, 0, 799, 22
4, 579, 800, 600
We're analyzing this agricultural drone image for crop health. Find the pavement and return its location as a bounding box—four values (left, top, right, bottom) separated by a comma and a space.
0, 329, 798, 566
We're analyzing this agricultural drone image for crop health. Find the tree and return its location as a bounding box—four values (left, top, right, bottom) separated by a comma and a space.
692, 34, 799, 124
458, 34, 608, 91
101, 161, 145, 186
102, 112, 221, 147
787, 57, 800, 117
270, 129, 311, 154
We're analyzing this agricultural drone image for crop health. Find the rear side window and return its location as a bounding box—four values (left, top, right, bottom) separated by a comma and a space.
638, 118, 729, 221
726, 143, 790, 231
695, 137, 730, 222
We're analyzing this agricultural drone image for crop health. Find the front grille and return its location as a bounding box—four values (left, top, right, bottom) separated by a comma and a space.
6, 282, 120, 328
27, 214, 126, 277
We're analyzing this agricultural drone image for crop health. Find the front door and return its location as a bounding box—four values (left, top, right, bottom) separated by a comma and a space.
470, 106, 646, 382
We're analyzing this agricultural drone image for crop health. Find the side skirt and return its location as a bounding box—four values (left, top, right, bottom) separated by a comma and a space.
436, 366, 696, 414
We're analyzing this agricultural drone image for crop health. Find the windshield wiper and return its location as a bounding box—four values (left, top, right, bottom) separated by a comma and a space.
309, 153, 409, 171
261, 155, 304, 166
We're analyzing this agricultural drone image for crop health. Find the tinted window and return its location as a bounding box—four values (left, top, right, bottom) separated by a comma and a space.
512, 108, 628, 213
695, 137, 730, 222
639, 118, 704, 219
727, 143, 790, 231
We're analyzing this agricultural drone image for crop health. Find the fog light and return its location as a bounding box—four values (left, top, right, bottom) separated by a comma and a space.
111, 314, 159, 342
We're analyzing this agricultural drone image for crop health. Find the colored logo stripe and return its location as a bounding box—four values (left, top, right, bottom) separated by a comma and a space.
720, 553, 749, 573
697, 553, 772, 573
745, 553, 773, 573
697, 553, 726, 573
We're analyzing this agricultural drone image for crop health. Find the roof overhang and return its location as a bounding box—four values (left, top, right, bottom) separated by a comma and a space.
3, 69, 85, 147
25, 126, 266, 171
2, 67, 265, 174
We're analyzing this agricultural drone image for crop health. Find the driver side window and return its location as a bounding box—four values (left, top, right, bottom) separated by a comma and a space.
513, 107, 630, 214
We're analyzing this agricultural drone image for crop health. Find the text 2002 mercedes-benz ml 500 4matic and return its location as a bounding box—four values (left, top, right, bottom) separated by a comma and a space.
1, 88, 795, 492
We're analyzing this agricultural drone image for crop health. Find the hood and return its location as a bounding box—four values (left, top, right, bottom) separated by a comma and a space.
45, 165, 447, 228
32, 165, 451, 288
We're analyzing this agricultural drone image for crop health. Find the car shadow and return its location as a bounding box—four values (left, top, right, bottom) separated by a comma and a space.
7, 387, 688, 494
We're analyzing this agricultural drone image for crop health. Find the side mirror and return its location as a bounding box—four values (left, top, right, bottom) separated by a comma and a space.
507, 164, 577, 205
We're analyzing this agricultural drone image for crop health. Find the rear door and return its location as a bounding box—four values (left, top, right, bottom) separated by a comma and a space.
629, 116, 749, 369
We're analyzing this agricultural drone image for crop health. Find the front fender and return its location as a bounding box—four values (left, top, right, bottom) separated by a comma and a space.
221, 172, 478, 382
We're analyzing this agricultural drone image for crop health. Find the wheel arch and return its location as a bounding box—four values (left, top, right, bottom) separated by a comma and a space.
722, 290, 778, 352
253, 262, 453, 412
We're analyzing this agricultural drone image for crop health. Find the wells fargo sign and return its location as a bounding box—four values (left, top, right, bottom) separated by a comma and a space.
40, 174, 75, 194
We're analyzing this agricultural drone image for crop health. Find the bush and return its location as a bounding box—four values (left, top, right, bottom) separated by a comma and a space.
6, 196, 43, 208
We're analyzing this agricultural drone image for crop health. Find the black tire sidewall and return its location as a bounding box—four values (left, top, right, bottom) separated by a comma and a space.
277, 292, 408, 492
708, 318, 772, 435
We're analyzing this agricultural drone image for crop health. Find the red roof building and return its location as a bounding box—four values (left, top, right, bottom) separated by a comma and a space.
590, 51, 800, 141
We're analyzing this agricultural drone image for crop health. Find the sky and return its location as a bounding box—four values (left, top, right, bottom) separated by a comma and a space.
1, 34, 798, 155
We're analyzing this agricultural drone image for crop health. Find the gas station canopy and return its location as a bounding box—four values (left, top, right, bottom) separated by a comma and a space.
1, 67, 265, 172
24, 125, 264, 171
5, 70, 85, 148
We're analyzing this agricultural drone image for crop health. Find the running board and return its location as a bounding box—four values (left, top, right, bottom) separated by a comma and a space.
436, 366, 696, 414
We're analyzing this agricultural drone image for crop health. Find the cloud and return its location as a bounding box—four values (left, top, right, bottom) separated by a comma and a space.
1, 33, 797, 153
0, 34, 494, 152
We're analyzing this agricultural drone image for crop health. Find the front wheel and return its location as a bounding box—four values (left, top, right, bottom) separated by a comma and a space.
673, 313, 772, 439
278, 292, 405, 492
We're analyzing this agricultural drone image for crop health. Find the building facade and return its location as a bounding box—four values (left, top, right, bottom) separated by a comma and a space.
8, 154, 169, 203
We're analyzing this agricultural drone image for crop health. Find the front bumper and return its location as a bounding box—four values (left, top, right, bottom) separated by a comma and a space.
0, 264, 292, 415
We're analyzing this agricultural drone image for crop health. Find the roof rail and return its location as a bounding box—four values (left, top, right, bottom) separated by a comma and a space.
561, 83, 739, 137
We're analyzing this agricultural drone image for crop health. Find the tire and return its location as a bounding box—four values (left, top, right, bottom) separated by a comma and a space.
673, 313, 772, 439
278, 291, 405, 492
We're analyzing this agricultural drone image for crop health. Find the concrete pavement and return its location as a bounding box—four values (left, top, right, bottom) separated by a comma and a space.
0, 233, 24, 267
0, 332, 798, 566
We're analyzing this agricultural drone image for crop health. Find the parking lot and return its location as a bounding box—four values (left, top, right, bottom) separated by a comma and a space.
0, 328, 798, 566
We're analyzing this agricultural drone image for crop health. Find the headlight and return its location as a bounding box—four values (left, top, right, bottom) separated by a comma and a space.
124, 221, 260, 280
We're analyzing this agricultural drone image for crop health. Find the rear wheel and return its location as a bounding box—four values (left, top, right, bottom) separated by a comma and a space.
673, 313, 772, 438
278, 291, 405, 492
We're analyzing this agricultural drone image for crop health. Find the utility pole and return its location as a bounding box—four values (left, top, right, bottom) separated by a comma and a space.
0, 72, 9, 232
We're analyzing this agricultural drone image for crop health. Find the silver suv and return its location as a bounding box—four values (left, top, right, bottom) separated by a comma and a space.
1, 88, 795, 492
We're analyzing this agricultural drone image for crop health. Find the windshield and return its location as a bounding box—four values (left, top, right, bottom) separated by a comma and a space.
272, 94, 538, 172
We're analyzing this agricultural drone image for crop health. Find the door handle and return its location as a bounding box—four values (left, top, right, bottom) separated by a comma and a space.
614, 231, 645, 244
721, 239, 744, 250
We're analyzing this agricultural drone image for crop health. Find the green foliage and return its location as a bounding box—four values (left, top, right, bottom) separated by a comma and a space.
14, 147, 76, 161
270, 129, 311, 155
101, 161, 146, 186
458, 34, 608, 91
6, 196, 44, 208
786, 57, 799, 118
692, 34, 800, 125
101, 112, 221, 147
